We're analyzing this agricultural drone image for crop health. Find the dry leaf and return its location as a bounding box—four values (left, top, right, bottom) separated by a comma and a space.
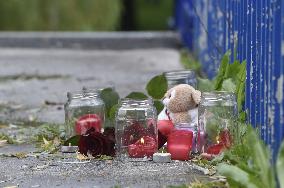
76, 152, 91, 161
0, 140, 7, 147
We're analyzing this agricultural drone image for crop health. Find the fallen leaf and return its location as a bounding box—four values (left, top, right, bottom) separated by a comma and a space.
76, 152, 91, 161
0, 140, 7, 147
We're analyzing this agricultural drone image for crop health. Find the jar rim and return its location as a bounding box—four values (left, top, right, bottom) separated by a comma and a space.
202, 91, 235, 97
67, 90, 100, 100
164, 70, 196, 79
200, 91, 237, 106
120, 98, 153, 106
82, 86, 115, 93
67, 91, 83, 99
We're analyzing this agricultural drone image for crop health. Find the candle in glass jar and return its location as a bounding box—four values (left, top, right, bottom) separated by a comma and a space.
128, 136, 157, 158
175, 123, 199, 153
167, 130, 193, 160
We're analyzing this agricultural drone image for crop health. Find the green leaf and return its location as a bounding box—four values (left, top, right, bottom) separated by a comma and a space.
64, 135, 80, 146
109, 104, 119, 120
217, 163, 260, 188
153, 100, 163, 114
210, 152, 224, 165
197, 77, 215, 92
224, 60, 241, 82
277, 141, 284, 188
235, 61, 246, 112
239, 111, 247, 122
146, 74, 167, 99
100, 88, 120, 118
214, 50, 231, 90
246, 126, 276, 188
125, 92, 148, 100
221, 78, 236, 92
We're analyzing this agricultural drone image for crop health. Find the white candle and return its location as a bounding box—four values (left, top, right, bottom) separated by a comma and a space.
61, 143, 78, 153
153, 153, 171, 163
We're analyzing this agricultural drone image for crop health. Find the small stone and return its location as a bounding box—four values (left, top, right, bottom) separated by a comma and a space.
153, 153, 171, 163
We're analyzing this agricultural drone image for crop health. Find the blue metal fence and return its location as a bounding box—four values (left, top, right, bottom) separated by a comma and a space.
175, 0, 284, 156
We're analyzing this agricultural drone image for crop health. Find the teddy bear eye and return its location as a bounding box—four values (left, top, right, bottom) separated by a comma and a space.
169, 94, 171, 98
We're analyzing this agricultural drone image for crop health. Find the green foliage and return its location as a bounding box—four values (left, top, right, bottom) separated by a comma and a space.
153, 100, 164, 114
109, 104, 119, 120
195, 50, 246, 113
135, 0, 173, 30
100, 88, 120, 118
0, 0, 121, 31
214, 51, 231, 90
197, 77, 215, 92
220, 78, 236, 93
212, 50, 246, 113
33, 123, 64, 142
146, 74, 168, 99
217, 164, 260, 188
277, 141, 284, 188
217, 125, 277, 188
0, 133, 17, 144
125, 92, 148, 100
64, 135, 80, 146
235, 61, 247, 112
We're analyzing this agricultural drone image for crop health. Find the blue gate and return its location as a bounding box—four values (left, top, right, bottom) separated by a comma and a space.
175, 0, 284, 156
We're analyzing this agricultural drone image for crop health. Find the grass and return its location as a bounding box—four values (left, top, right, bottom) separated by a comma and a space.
0, 0, 121, 31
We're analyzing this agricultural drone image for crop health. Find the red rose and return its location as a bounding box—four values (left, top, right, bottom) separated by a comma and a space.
78, 128, 115, 157
103, 127, 115, 142
158, 130, 167, 149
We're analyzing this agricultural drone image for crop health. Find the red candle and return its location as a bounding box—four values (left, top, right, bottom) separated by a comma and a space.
75, 114, 102, 135
167, 130, 193, 160
205, 128, 232, 155
206, 143, 224, 155
128, 136, 157, 158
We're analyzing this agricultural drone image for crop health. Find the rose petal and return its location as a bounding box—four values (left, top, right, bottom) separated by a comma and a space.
158, 130, 167, 149
103, 127, 115, 142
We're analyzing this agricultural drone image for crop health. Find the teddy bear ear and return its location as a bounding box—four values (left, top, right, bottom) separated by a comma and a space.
192, 89, 201, 104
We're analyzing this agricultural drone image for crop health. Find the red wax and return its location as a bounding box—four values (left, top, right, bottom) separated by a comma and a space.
157, 120, 174, 136
219, 129, 232, 148
206, 143, 224, 155
75, 114, 102, 135
128, 136, 157, 158
205, 129, 232, 155
167, 130, 193, 160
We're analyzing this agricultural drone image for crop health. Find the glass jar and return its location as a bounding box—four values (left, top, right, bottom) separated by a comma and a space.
82, 86, 115, 94
115, 98, 157, 160
198, 92, 237, 154
64, 91, 105, 139
164, 70, 197, 89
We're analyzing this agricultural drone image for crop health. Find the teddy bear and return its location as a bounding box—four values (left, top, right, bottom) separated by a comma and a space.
160, 84, 201, 125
